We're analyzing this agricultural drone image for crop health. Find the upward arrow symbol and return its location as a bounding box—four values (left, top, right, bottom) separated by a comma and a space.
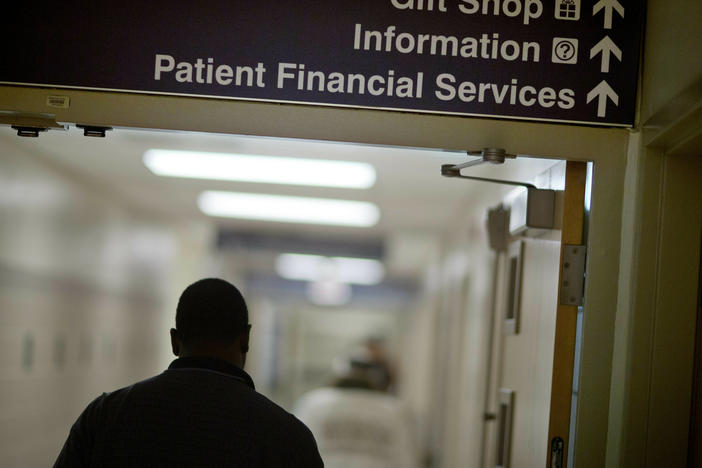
593, 0, 625, 29
590, 36, 622, 73
587, 80, 619, 118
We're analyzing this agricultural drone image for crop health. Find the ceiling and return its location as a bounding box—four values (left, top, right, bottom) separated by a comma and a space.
0, 125, 560, 287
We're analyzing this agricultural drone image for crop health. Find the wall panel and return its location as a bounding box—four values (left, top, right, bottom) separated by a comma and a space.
0, 133, 202, 466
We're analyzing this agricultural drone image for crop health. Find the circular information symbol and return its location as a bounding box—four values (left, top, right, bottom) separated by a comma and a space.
555, 40, 577, 61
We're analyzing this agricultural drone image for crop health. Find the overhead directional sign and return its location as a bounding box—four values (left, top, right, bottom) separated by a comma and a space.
0, 0, 644, 126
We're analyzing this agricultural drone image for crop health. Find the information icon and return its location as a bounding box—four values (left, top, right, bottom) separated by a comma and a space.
552, 38, 579, 64
555, 0, 581, 21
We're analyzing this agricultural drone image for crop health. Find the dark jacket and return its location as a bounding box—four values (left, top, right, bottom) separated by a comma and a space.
54, 357, 323, 467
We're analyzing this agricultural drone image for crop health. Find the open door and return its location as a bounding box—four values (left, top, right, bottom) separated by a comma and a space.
546, 161, 587, 468
483, 161, 587, 468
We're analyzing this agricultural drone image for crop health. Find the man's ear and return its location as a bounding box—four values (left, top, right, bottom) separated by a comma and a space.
170, 328, 181, 356
240, 324, 251, 353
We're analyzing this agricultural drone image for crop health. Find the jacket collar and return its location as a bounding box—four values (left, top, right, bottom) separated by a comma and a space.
168, 356, 255, 390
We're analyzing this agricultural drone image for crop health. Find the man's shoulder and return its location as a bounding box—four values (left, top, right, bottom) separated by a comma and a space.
249, 392, 321, 461
247, 388, 315, 434
78, 374, 161, 421
93, 373, 162, 402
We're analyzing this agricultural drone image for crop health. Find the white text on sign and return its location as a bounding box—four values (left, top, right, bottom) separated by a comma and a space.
389, 0, 545, 25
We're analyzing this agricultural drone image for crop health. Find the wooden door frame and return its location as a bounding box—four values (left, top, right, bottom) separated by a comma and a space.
546, 161, 587, 467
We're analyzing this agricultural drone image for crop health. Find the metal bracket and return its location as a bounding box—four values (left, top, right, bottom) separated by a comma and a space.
486, 204, 510, 252
550, 437, 565, 468
441, 164, 536, 189
0, 111, 68, 130
77, 125, 113, 137
11, 126, 48, 137
560, 244, 586, 306
441, 148, 535, 188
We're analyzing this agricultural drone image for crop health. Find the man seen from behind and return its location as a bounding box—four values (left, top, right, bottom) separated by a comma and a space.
54, 277, 323, 467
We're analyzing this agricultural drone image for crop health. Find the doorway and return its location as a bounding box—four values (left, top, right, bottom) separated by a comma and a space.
0, 124, 577, 467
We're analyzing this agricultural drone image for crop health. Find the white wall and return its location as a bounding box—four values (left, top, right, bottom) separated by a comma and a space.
601, 2, 702, 466
0, 132, 213, 467
400, 205, 496, 467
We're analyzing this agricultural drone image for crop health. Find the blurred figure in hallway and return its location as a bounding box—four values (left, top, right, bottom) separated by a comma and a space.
359, 336, 396, 393
294, 341, 419, 468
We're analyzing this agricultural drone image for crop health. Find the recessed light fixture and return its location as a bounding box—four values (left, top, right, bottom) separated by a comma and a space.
306, 280, 353, 306
275, 253, 385, 285
143, 149, 376, 189
198, 191, 380, 227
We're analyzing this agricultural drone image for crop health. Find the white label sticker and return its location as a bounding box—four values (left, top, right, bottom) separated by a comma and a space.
46, 95, 70, 108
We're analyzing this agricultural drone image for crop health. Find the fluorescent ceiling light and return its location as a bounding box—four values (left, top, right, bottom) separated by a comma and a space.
198, 191, 380, 227
275, 253, 385, 285
306, 280, 353, 306
143, 149, 376, 189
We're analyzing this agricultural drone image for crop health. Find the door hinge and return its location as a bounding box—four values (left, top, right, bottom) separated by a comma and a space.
560, 244, 586, 306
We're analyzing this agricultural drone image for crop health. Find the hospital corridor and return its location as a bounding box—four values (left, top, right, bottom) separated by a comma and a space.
1, 1, 702, 467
